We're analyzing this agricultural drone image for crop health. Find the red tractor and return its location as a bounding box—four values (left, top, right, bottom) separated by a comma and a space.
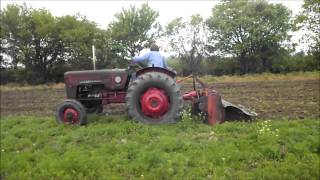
56, 65, 256, 125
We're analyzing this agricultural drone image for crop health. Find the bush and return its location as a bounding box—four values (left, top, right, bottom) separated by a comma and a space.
1, 53, 318, 84
0, 69, 16, 84
167, 57, 205, 76
272, 53, 319, 73
204, 57, 240, 75
0, 64, 73, 85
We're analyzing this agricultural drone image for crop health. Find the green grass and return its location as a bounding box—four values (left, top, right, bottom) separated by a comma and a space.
1, 116, 319, 179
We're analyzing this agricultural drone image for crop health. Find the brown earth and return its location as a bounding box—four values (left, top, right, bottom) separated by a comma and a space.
1, 80, 319, 120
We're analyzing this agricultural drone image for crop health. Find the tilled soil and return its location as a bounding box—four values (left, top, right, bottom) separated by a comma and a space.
1, 80, 319, 119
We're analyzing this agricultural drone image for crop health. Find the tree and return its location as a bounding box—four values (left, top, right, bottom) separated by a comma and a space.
206, 0, 292, 74
56, 15, 104, 70
0, 4, 106, 83
296, 0, 320, 60
108, 3, 160, 63
165, 15, 209, 75
0, 4, 30, 70
1, 4, 64, 83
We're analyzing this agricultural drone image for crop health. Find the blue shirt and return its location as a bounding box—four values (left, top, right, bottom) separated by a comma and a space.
133, 51, 167, 68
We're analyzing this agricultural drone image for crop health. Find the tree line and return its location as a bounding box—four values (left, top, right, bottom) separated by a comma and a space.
1, 0, 319, 84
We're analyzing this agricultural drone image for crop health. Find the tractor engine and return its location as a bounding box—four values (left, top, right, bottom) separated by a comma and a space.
63, 69, 129, 114
76, 84, 127, 113
77, 85, 126, 104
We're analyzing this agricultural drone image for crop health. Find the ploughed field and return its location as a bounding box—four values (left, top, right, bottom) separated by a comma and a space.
1, 79, 319, 120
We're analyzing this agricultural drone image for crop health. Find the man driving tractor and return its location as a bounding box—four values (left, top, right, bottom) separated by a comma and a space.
132, 44, 168, 69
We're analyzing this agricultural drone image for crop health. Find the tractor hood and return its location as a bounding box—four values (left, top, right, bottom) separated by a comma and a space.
64, 69, 129, 90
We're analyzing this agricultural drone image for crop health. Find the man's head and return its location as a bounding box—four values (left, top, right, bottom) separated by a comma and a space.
150, 44, 159, 51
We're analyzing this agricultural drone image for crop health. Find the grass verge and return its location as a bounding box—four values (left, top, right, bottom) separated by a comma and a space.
1, 71, 318, 92
0, 83, 65, 92
1, 116, 319, 179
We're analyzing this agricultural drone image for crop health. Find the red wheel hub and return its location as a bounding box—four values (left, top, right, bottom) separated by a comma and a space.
140, 88, 169, 118
63, 108, 79, 124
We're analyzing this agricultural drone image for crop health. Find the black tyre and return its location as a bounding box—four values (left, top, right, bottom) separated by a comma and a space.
82, 101, 103, 114
81, 88, 103, 114
56, 99, 87, 125
125, 72, 183, 124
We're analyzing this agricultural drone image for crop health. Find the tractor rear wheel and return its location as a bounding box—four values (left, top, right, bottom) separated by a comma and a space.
56, 99, 87, 125
126, 72, 183, 124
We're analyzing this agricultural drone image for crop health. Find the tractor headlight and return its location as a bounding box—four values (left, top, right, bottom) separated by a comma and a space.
115, 76, 122, 83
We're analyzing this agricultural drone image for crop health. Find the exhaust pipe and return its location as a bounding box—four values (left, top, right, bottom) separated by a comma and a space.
92, 45, 96, 71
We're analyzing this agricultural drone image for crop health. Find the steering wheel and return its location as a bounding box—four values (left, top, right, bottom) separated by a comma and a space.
127, 59, 143, 69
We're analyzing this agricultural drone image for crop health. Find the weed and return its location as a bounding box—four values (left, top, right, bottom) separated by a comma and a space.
180, 106, 193, 122
257, 120, 279, 137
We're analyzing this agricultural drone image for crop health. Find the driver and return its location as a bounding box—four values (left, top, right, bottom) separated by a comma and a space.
132, 44, 168, 69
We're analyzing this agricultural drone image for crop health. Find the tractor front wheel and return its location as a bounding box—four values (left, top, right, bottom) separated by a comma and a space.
126, 72, 183, 124
56, 99, 87, 125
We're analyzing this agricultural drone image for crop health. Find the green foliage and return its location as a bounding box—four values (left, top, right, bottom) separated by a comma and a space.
206, 0, 292, 74
0, 4, 28, 69
165, 14, 208, 75
167, 56, 206, 76
0, 4, 107, 84
204, 57, 240, 75
1, 116, 319, 179
272, 52, 319, 72
56, 15, 106, 70
168, 52, 319, 76
295, 0, 320, 60
108, 3, 160, 60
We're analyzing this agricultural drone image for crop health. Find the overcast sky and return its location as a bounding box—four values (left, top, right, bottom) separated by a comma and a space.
1, 0, 306, 53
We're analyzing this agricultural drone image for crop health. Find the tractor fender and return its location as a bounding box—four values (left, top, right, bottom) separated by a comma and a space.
136, 67, 177, 78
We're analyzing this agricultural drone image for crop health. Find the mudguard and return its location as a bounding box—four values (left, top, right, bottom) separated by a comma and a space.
136, 67, 177, 78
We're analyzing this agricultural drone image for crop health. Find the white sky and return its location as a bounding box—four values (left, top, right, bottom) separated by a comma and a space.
1, 0, 306, 54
